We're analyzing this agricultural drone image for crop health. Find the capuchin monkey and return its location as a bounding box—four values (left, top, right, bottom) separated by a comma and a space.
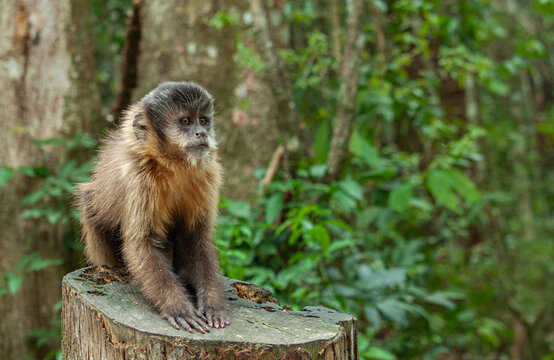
77, 82, 228, 333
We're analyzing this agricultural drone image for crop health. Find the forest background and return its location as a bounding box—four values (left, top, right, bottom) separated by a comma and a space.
0, 0, 553, 359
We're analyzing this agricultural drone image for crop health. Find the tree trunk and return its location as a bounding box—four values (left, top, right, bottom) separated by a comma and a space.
326, 0, 366, 181
62, 266, 358, 360
136, 0, 279, 198
0, 0, 100, 358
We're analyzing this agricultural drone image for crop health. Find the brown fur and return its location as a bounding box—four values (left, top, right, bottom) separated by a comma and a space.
77, 83, 228, 332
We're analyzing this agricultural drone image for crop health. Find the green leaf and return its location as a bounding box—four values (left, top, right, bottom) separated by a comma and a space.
427, 170, 460, 212
226, 200, 251, 219
32, 138, 65, 147
359, 268, 407, 290
17, 165, 36, 177
388, 183, 414, 212
57, 159, 77, 179
349, 131, 381, 168
338, 179, 364, 201
332, 190, 357, 212
47, 210, 66, 224
322, 218, 352, 231
236, 42, 264, 72
274, 259, 314, 289
427, 169, 480, 212
309, 164, 327, 179
365, 347, 397, 360
287, 229, 302, 245
488, 80, 509, 96
425, 291, 465, 310
364, 306, 382, 328
448, 170, 481, 203
360, 169, 396, 180
534, 0, 554, 15
265, 193, 283, 224
310, 225, 331, 253
7, 274, 23, 294
313, 121, 330, 163
19, 208, 47, 219
377, 299, 408, 325
21, 188, 48, 206
356, 207, 380, 228
327, 238, 356, 254
27, 257, 63, 272
210, 10, 239, 30
0, 167, 15, 188
334, 284, 358, 297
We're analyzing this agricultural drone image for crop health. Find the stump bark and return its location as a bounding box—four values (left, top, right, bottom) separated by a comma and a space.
61, 266, 358, 359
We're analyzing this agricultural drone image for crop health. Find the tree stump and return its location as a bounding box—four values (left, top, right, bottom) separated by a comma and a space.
62, 266, 358, 359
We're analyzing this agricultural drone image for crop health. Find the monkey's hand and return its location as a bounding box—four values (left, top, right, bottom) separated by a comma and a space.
161, 306, 210, 334
198, 300, 229, 329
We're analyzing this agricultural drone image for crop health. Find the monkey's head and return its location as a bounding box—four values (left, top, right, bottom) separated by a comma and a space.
132, 81, 217, 166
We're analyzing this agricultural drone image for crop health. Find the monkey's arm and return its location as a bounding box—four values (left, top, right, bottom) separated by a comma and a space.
120, 199, 210, 333
173, 219, 229, 328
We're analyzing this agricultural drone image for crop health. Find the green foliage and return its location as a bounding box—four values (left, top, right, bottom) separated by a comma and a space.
211, 0, 554, 358
210, 10, 240, 30
1, 134, 98, 226
0, 253, 63, 297
216, 125, 481, 355
236, 42, 265, 72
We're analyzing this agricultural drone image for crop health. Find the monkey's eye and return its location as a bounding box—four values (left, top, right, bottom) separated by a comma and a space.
199, 117, 209, 126
181, 117, 191, 125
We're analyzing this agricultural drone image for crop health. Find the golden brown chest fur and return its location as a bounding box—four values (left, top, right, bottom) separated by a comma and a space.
139, 153, 222, 231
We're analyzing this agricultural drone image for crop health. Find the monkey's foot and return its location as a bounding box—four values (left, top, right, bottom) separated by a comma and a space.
203, 308, 229, 329
161, 309, 210, 334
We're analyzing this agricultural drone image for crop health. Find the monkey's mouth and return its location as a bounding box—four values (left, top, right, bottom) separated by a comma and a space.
187, 143, 209, 150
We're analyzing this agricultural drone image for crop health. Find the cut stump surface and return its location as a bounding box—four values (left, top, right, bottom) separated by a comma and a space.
62, 266, 358, 359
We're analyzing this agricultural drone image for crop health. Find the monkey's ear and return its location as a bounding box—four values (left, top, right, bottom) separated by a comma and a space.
133, 109, 148, 142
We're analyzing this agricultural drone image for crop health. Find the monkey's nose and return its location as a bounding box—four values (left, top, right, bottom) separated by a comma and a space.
195, 131, 206, 138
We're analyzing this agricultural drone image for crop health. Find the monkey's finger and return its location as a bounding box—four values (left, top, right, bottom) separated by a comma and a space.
205, 314, 214, 328
193, 316, 211, 332
189, 317, 209, 333
183, 314, 209, 333
214, 316, 222, 328
208, 313, 218, 328
194, 309, 208, 323
217, 316, 227, 328
165, 316, 180, 330
175, 317, 194, 333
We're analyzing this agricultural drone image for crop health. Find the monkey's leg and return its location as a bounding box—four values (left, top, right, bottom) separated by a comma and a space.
121, 228, 210, 333
173, 223, 229, 329
81, 213, 121, 267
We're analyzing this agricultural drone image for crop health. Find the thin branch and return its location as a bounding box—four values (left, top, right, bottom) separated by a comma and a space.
112, 0, 142, 125
369, 3, 386, 76
258, 145, 285, 196
330, 0, 343, 65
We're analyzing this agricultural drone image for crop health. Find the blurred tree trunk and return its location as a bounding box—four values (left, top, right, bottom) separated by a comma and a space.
250, 0, 301, 180
0, 0, 100, 358
326, 0, 366, 180
136, 0, 279, 197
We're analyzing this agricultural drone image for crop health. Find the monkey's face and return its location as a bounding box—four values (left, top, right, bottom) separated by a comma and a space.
167, 110, 217, 158
140, 82, 218, 165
